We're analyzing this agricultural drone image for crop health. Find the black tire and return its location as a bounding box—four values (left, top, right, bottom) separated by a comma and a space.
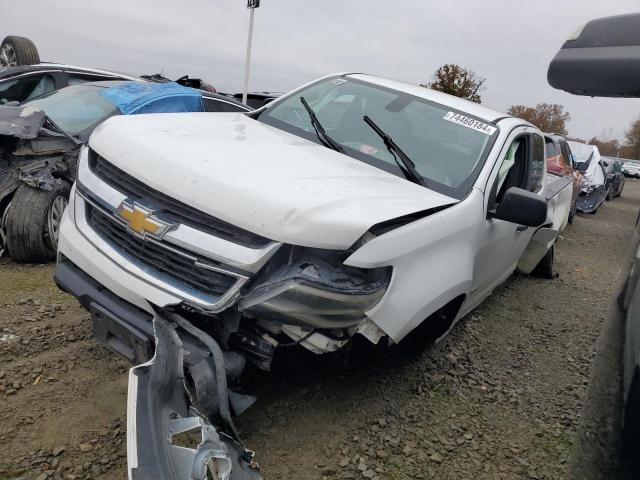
5, 182, 70, 263
0, 36, 39, 69
531, 245, 555, 279
568, 206, 575, 225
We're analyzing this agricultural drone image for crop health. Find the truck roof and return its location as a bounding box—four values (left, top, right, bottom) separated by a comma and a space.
347, 73, 511, 124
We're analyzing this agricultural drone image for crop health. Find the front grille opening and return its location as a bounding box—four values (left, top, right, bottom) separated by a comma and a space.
87, 204, 236, 297
89, 152, 271, 248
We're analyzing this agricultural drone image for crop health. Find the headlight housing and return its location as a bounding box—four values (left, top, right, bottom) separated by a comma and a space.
238, 248, 391, 328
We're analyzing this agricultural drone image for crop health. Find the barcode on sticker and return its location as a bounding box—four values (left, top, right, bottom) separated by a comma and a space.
443, 112, 496, 135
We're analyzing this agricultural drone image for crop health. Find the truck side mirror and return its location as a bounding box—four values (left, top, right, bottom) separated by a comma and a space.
491, 187, 547, 227
547, 13, 640, 97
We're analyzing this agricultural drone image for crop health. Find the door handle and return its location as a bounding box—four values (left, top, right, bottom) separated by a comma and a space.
516, 225, 528, 232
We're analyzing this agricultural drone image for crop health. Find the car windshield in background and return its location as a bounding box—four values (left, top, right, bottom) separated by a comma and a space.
22, 83, 118, 135
258, 76, 497, 198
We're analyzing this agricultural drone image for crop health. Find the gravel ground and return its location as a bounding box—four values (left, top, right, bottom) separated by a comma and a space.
1, 179, 638, 480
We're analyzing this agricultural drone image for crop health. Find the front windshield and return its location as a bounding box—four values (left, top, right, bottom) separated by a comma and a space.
258, 76, 497, 197
23, 84, 118, 135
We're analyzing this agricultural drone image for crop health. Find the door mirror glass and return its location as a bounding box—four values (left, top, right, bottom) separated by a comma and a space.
492, 187, 547, 227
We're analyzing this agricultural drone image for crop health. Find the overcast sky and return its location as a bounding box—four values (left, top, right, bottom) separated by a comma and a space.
7, 0, 640, 142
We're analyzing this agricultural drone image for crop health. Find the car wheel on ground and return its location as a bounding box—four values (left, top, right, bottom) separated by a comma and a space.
0, 36, 39, 70
531, 245, 555, 279
5, 182, 70, 263
568, 206, 576, 224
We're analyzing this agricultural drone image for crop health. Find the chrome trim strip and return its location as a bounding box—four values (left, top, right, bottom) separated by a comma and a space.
76, 148, 281, 273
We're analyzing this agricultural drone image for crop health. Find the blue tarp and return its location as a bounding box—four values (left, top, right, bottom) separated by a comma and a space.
100, 82, 204, 115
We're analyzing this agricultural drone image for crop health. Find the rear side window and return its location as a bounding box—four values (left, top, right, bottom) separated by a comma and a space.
559, 142, 573, 168
545, 138, 557, 158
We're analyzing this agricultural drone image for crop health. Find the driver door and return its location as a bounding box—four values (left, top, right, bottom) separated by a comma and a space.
470, 127, 545, 303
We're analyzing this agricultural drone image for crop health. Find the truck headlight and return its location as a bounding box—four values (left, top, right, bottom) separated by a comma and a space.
238, 248, 391, 328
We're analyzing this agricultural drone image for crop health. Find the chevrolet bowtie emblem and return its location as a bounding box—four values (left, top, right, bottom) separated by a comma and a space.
116, 201, 173, 239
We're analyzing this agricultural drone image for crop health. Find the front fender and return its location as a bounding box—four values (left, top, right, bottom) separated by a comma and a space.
346, 193, 481, 342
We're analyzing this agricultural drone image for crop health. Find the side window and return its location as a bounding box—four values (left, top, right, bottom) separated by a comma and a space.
528, 135, 545, 192
495, 136, 527, 202
203, 98, 246, 113
494, 133, 543, 204
545, 138, 557, 158
0, 73, 55, 103
559, 142, 572, 168
614, 161, 622, 173
67, 73, 122, 86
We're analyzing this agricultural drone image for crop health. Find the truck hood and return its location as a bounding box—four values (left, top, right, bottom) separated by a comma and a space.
89, 113, 457, 249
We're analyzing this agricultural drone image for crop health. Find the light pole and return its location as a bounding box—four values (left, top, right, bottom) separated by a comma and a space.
242, 0, 260, 105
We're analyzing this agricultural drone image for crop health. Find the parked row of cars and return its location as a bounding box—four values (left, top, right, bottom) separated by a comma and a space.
544, 133, 626, 218
0, 33, 627, 479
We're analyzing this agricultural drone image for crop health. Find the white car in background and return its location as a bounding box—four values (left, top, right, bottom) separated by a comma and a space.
623, 160, 640, 178
54, 73, 573, 479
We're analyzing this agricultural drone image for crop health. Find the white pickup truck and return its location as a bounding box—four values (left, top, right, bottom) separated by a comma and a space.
54, 73, 573, 479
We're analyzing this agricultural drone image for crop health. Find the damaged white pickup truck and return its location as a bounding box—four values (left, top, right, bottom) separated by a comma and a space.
54, 73, 573, 479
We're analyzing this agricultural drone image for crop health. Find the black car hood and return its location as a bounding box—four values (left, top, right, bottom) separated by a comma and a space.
0, 106, 47, 139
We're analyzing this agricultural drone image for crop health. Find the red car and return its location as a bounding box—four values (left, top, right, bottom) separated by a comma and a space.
544, 133, 583, 223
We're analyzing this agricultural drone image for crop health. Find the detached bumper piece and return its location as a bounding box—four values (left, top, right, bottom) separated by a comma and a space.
128, 312, 261, 480
576, 185, 607, 213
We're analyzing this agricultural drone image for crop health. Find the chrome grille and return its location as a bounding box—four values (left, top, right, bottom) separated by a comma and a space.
87, 204, 236, 296
89, 153, 270, 248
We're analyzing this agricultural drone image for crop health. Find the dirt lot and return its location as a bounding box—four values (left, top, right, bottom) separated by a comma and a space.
1, 180, 638, 480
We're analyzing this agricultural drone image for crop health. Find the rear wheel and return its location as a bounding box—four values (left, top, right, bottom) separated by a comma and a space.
0, 36, 39, 70
531, 245, 555, 279
5, 182, 70, 263
568, 206, 576, 224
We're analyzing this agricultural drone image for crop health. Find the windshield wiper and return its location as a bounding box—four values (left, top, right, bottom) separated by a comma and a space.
363, 115, 425, 187
299, 96, 343, 152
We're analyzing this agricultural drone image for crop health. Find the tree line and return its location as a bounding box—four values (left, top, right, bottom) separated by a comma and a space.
424, 64, 640, 159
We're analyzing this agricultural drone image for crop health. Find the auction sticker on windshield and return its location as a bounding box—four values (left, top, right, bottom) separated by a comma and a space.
443, 111, 497, 135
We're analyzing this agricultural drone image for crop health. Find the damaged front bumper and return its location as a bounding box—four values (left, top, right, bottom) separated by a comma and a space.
128, 312, 262, 480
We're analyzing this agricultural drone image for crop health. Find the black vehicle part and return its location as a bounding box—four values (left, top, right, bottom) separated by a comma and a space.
490, 187, 548, 227
92, 302, 153, 363
0, 36, 39, 69
187, 357, 257, 418
531, 244, 555, 279
547, 13, 640, 97
576, 185, 608, 213
366, 203, 453, 237
140, 73, 217, 93
5, 180, 70, 262
54, 255, 228, 368
128, 314, 261, 480
229, 331, 275, 371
